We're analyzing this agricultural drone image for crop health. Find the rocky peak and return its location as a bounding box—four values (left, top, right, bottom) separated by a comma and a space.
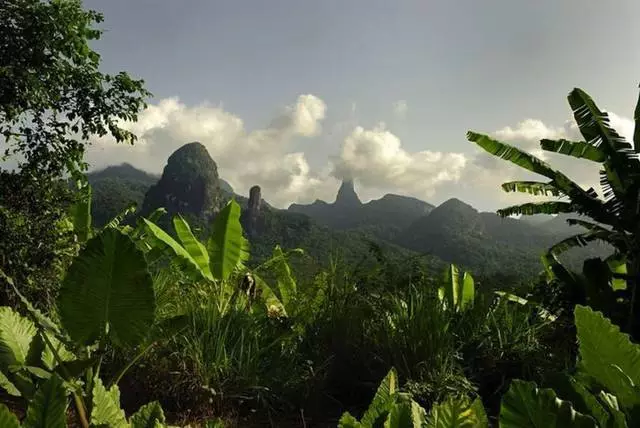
334, 179, 361, 208
243, 185, 263, 237
141, 142, 222, 219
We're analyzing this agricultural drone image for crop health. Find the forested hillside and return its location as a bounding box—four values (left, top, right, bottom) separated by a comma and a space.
2, 1, 640, 427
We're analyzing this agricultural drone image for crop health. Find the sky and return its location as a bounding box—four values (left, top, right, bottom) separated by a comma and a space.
81, 0, 640, 210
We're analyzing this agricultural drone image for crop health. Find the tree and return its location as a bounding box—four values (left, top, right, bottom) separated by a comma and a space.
0, 0, 151, 307
0, 0, 151, 178
467, 86, 640, 335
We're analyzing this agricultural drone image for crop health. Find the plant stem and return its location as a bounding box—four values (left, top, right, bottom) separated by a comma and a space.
109, 341, 155, 387
40, 332, 90, 428
626, 257, 640, 333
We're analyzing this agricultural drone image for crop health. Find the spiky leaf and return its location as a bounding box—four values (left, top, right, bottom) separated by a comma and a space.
58, 229, 155, 347
172, 215, 213, 281
91, 377, 128, 428
499, 379, 597, 427
23, 374, 68, 428
208, 200, 249, 281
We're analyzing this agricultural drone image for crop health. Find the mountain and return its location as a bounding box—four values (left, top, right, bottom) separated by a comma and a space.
142, 142, 224, 222
87, 163, 158, 227
395, 198, 612, 276
288, 180, 434, 240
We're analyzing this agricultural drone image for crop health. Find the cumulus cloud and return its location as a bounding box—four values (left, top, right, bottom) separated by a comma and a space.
443, 113, 636, 210
392, 100, 408, 119
85, 94, 329, 208
83, 88, 635, 211
332, 123, 467, 201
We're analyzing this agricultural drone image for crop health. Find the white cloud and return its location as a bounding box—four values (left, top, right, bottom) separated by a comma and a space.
392, 100, 408, 119
332, 123, 467, 201
84, 90, 635, 212
442, 112, 635, 210
86, 94, 329, 208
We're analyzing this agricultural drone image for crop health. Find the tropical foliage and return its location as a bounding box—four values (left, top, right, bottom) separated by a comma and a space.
468, 87, 640, 337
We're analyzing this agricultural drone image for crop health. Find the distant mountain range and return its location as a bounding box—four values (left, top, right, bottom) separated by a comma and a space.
87, 142, 611, 279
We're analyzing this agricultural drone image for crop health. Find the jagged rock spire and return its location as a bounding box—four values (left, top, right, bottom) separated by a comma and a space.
334, 179, 361, 207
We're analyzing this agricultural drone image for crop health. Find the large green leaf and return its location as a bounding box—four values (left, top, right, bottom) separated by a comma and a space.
142, 218, 207, 280
69, 184, 92, 243
0, 370, 20, 397
540, 139, 606, 163
548, 230, 618, 256
208, 200, 249, 281
386, 393, 428, 428
172, 215, 213, 281
606, 254, 628, 291
103, 202, 137, 231
91, 377, 128, 428
440, 265, 474, 312
0, 307, 36, 367
253, 273, 287, 317
467, 132, 557, 179
0, 404, 21, 428
271, 245, 297, 309
426, 396, 488, 427
58, 229, 155, 347
499, 380, 597, 427
501, 181, 562, 197
575, 305, 640, 410
23, 374, 68, 428
497, 201, 575, 218
130, 401, 165, 428
567, 88, 637, 199
360, 368, 399, 427
338, 413, 362, 428
545, 372, 615, 428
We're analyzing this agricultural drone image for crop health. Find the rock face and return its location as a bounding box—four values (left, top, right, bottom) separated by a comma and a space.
334, 180, 361, 208
142, 142, 222, 219
246, 185, 262, 237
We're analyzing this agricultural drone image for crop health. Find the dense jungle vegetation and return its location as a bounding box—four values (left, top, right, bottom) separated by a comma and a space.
2, 1, 640, 427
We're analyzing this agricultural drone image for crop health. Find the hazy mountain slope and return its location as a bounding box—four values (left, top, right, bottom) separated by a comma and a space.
87, 163, 159, 227
288, 180, 434, 240
395, 198, 551, 276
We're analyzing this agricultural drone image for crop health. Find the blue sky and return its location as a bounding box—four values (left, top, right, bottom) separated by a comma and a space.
84, 0, 640, 209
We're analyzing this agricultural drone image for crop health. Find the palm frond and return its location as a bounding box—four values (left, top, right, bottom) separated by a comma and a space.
540, 139, 605, 162
548, 229, 617, 257
467, 132, 556, 179
501, 181, 562, 197
568, 88, 634, 154
568, 88, 639, 199
496, 201, 574, 218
